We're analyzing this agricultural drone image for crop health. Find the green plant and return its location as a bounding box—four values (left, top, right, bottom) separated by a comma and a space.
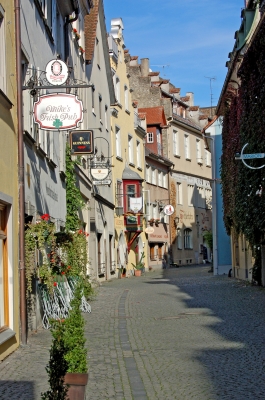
41, 320, 69, 400
132, 251, 145, 270
65, 143, 85, 232
203, 230, 213, 252
63, 283, 88, 373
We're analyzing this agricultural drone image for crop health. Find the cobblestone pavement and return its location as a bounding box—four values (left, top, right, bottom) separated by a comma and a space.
1, 266, 265, 399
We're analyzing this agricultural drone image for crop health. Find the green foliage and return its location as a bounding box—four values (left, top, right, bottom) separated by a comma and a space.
221, 18, 265, 271
63, 283, 88, 373
132, 251, 145, 270
41, 320, 69, 400
65, 143, 85, 231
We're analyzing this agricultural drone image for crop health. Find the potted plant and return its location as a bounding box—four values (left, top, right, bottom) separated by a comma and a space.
42, 282, 88, 400
117, 267, 126, 278
132, 252, 145, 277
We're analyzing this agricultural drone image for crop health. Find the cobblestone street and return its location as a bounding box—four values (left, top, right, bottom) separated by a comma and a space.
1, 266, 265, 399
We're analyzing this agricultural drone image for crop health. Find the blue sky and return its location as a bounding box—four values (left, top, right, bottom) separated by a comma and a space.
104, 0, 244, 108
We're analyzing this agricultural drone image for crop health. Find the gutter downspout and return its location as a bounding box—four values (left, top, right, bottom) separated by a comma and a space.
15, 0, 27, 345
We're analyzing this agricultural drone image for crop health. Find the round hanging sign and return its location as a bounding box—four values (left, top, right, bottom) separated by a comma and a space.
145, 227, 154, 234
163, 205, 175, 216
45, 59, 68, 85
90, 168, 109, 181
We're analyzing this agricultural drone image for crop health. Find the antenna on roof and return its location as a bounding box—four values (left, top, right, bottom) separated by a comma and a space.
205, 76, 216, 117
150, 64, 170, 77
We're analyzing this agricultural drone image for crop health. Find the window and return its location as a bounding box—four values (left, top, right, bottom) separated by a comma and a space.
188, 184, 194, 206
125, 184, 136, 212
46, 0, 53, 31
99, 95, 102, 121
146, 165, 150, 183
116, 180, 123, 207
105, 105, 108, 130
91, 86, 95, 113
151, 168, 156, 185
0, 5, 6, 93
115, 126, 121, 158
177, 228, 182, 249
115, 76, 120, 103
196, 139, 202, 164
177, 182, 182, 205
184, 134, 190, 159
173, 130, 179, 156
153, 203, 158, 219
96, 37, 100, 67
0, 204, 7, 329
147, 132, 154, 143
184, 229, 193, 249
158, 170, 162, 187
197, 186, 206, 208
136, 141, 141, 168
205, 147, 211, 167
128, 135, 134, 164
163, 172, 168, 189
157, 129, 162, 155
124, 85, 129, 111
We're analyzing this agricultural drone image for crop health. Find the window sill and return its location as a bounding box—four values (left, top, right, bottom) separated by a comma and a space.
0, 89, 13, 109
125, 109, 131, 115
92, 111, 96, 117
174, 154, 180, 158
137, 166, 142, 171
0, 327, 16, 346
206, 164, 211, 168
185, 157, 191, 161
129, 162, 135, 167
116, 102, 122, 109
35, 144, 46, 159
46, 157, 57, 169
116, 156, 123, 162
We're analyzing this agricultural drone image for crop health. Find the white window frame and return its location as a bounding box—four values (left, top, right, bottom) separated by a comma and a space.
124, 85, 129, 111
196, 139, 202, 164
157, 129, 162, 155
146, 165, 150, 183
115, 126, 121, 158
184, 134, 190, 160
205, 147, 211, 167
105, 105, 108, 131
147, 132, 154, 143
115, 76, 120, 104
136, 141, 141, 168
188, 184, 194, 206
128, 135, 134, 164
151, 168, 156, 185
158, 170, 162, 187
163, 172, 168, 189
173, 130, 179, 156
177, 182, 182, 205
184, 228, 193, 249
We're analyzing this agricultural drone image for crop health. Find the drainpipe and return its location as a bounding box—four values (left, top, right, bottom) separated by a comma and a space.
15, 0, 27, 345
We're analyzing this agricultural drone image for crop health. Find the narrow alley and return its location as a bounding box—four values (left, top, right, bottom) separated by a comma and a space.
1, 266, 265, 399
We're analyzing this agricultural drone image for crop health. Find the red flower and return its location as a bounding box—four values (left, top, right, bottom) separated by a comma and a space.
53, 282, 57, 287
85, 233, 89, 237
67, 266, 71, 270
62, 271, 65, 275
41, 213, 50, 221
78, 229, 83, 234
73, 28, 77, 33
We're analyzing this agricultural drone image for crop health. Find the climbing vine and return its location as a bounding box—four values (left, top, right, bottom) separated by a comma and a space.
221, 18, 265, 252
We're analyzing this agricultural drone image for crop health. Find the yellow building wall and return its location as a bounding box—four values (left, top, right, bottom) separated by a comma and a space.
0, 0, 20, 360
109, 21, 146, 275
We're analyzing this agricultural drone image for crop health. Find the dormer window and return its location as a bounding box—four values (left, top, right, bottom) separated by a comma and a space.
147, 132, 154, 143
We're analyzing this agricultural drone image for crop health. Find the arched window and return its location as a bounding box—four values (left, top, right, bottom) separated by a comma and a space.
184, 228, 193, 249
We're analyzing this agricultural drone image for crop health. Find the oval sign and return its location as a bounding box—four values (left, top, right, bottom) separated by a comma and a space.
46, 59, 68, 85
163, 205, 175, 216
33, 93, 83, 131
91, 168, 109, 181
145, 227, 154, 234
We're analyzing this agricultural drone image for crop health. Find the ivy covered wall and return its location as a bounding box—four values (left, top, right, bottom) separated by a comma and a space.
221, 18, 265, 248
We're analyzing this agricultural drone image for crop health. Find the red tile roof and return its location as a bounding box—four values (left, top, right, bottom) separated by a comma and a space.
170, 88, 180, 93
138, 106, 167, 126
189, 106, 199, 111
130, 56, 138, 60
148, 72, 160, 76
180, 96, 190, 102
124, 49, 129, 53
84, 0, 99, 64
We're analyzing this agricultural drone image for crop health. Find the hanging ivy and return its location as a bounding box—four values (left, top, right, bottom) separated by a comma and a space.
221, 18, 265, 252
65, 143, 85, 231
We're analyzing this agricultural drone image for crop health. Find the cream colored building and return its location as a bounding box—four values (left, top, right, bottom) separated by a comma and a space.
0, 1, 20, 360
108, 18, 146, 276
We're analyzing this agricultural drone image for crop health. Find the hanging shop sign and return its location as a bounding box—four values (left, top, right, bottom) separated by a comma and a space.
70, 130, 94, 154
45, 59, 68, 85
91, 167, 110, 181
145, 226, 154, 234
163, 204, 175, 216
126, 215, 137, 224
92, 179, 111, 186
33, 93, 83, 131
129, 197, 143, 213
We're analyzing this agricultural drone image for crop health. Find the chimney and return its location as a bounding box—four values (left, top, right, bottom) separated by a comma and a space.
186, 92, 194, 107
140, 58, 149, 77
